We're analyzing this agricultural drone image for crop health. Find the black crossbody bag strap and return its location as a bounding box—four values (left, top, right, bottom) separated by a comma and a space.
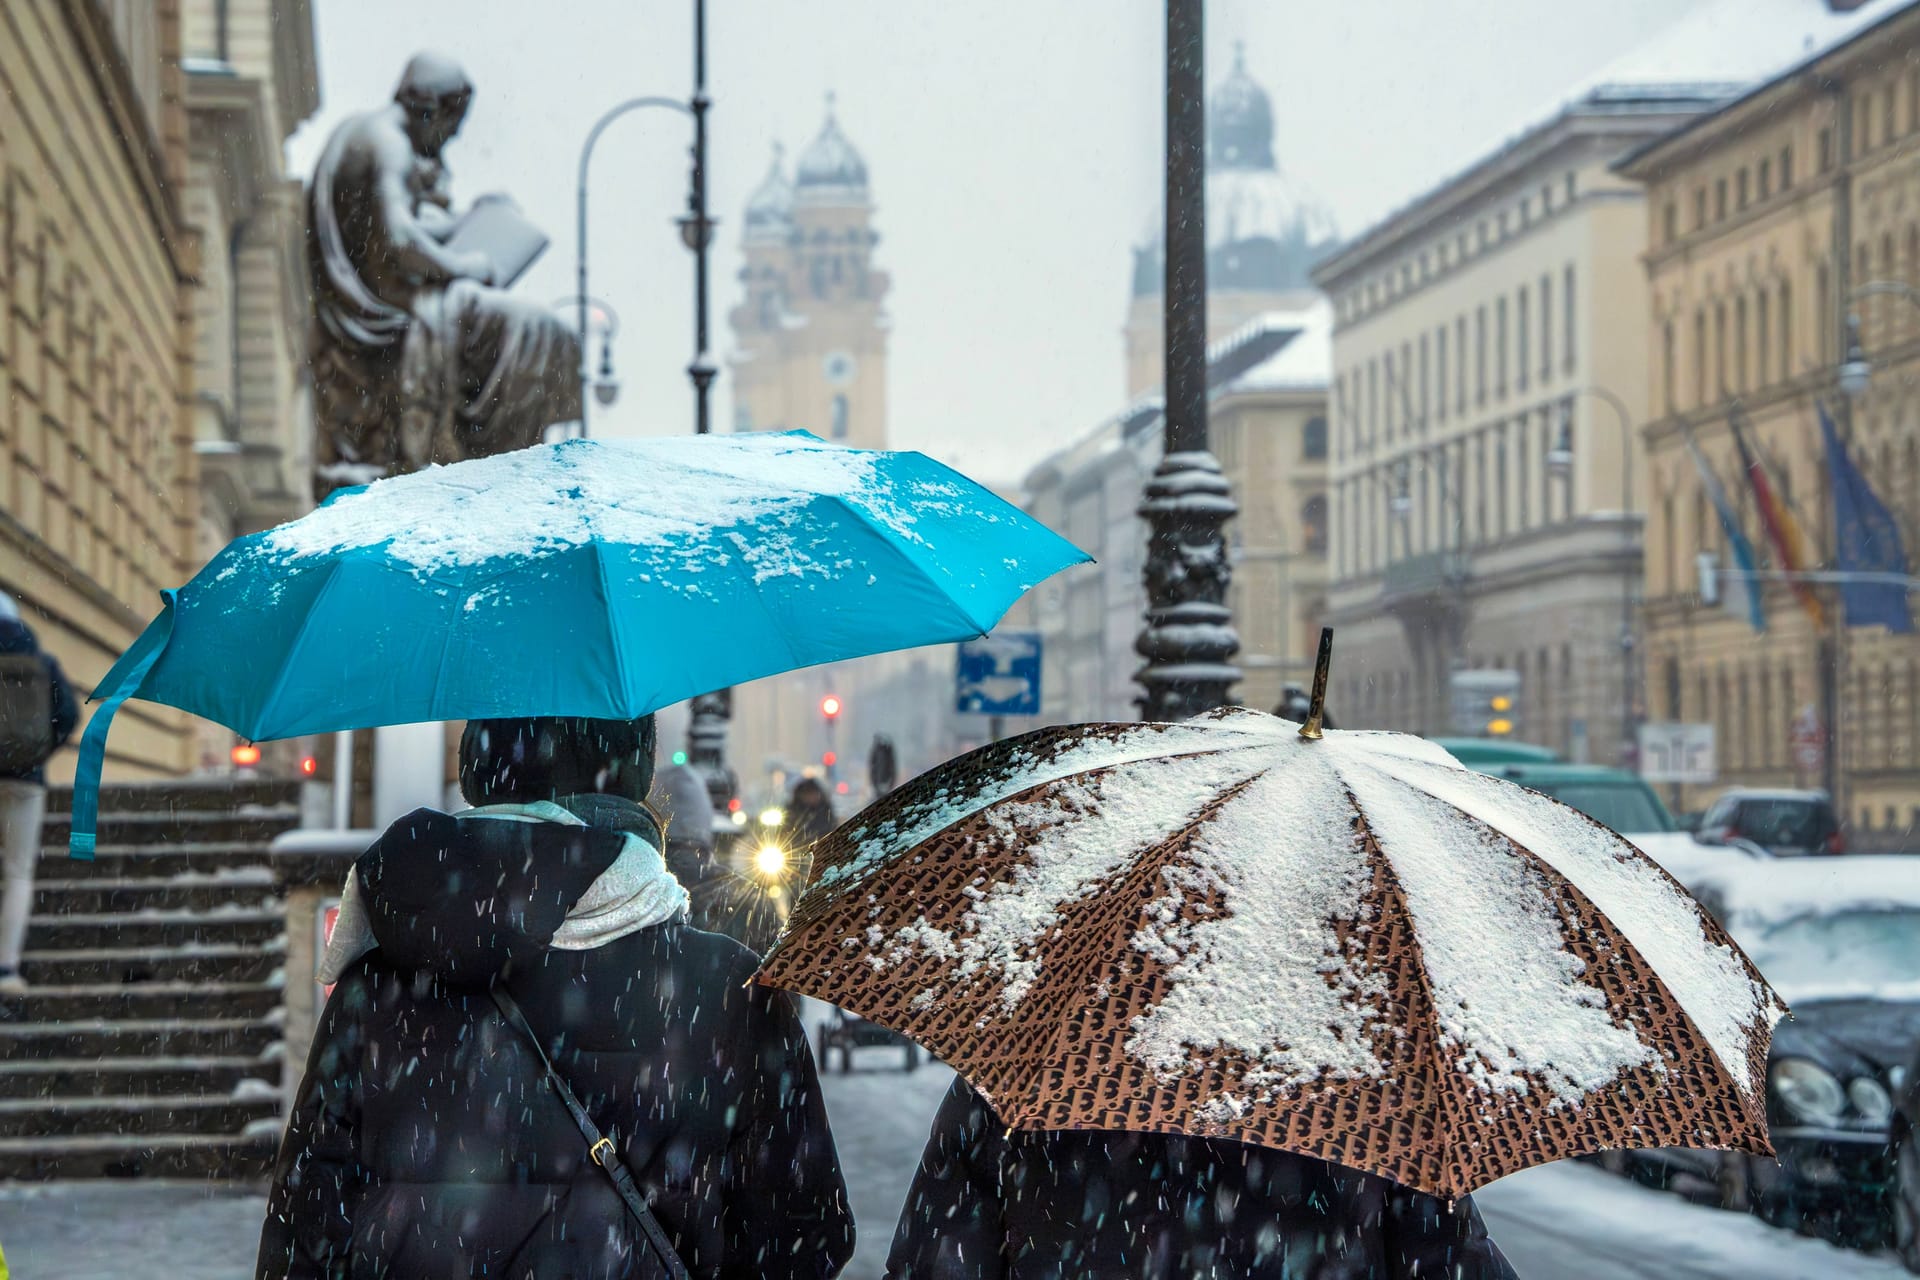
490, 986, 691, 1280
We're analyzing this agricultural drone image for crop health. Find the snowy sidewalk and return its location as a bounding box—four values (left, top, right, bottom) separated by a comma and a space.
0, 1180, 266, 1280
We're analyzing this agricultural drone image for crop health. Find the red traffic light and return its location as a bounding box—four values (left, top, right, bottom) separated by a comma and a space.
299, 756, 318, 776
836, 782, 850, 795
822, 751, 838, 768
820, 695, 842, 719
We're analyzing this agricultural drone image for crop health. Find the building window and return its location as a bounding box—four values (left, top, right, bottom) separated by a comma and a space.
1662, 319, 1676, 414
1663, 201, 1678, 243
1383, 351, 1396, 441
1303, 416, 1327, 460
1781, 145, 1793, 188
1303, 494, 1328, 554
1694, 309, 1708, 406
1758, 157, 1771, 200
1736, 168, 1749, 209
830, 394, 849, 440
1694, 188, 1707, 229
1540, 273, 1552, 383
1756, 291, 1770, 386
1736, 297, 1750, 391
1419, 334, 1430, 424
1714, 301, 1727, 399
1780, 280, 1793, 374
1475, 433, 1488, 544
1496, 297, 1508, 398
1817, 262, 1831, 361
1714, 178, 1727, 221
1538, 413, 1555, 524
1886, 85, 1897, 142
1517, 288, 1530, 391
1495, 423, 1510, 538
1819, 128, 1832, 172
1456, 316, 1468, 415
1565, 172, 1576, 202
1563, 265, 1576, 372
1517, 418, 1530, 529
1368, 359, 1379, 442
1476, 306, 1487, 405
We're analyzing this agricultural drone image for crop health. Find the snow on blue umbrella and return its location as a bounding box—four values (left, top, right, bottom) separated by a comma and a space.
68, 431, 1088, 856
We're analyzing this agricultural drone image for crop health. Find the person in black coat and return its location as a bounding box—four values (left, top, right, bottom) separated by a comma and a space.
778, 776, 838, 852
885, 1077, 1516, 1280
259, 715, 855, 1280
0, 591, 79, 996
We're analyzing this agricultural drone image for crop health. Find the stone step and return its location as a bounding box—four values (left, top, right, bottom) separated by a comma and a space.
0, 982, 280, 1023
0, 1055, 276, 1100
32, 875, 280, 917
0, 1017, 279, 1060
46, 779, 300, 816
0, 1132, 278, 1180
30, 909, 283, 952
39, 841, 276, 876
0, 1094, 278, 1139
41, 810, 300, 848
19, 943, 282, 987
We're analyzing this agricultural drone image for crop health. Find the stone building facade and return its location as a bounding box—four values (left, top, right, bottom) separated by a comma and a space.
1619, 0, 1920, 836
1313, 84, 1729, 762
0, 0, 198, 781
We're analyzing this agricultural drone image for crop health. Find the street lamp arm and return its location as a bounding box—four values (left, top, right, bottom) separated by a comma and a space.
575, 96, 694, 437
1850, 278, 1920, 311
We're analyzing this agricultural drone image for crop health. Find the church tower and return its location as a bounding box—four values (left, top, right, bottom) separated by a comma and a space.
728, 97, 890, 450
1124, 44, 1334, 398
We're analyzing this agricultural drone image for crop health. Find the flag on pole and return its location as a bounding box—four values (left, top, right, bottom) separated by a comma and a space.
1680, 424, 1766, 633
1818, 402, 1915, 634
1728, 409, 1825, 629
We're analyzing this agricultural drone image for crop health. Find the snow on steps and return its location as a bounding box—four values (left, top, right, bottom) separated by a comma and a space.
0, 782, 298, 1180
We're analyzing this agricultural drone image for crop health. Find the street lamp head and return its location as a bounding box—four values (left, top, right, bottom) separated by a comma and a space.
678, 213, 716, 252
1838, 313, 1872, 400
593, 334, 618, 407
1389, 461, 1412, 521
1389, 490, 1413, 521
1546, 417, 1574, 478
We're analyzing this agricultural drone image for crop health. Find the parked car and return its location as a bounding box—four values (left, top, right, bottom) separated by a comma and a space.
1697, 787, 1845, 857
1427, 737, 1562, 767
1466, 761, 1678, 835
1627, 830, 1769, 893
1681, 857, 1920, 1249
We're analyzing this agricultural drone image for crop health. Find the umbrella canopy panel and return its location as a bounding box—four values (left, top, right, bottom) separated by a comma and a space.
759, 709, 1781, 1199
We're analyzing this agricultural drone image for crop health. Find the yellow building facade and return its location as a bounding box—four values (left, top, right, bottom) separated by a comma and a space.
1620, 3, 1920, 839
1315, 86, 1727, 763
0, 0, 198, 781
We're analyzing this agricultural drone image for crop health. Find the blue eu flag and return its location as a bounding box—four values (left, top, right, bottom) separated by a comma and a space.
1818, 404, 1914, 634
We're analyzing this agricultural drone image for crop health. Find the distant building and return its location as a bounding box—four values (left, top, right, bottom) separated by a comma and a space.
1123, 43, 1334, 400
181, 0, 320, 772
0, 3, 198, 781
1313, 75, 1732, 763
1617, 0, 1920, 839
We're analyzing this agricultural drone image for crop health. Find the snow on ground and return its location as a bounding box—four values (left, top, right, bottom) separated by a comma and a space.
0, 1179, 267, 1280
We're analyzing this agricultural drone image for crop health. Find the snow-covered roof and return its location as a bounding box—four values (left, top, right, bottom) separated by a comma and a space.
1221, 299, 1332, 395
1694, 855, 1920, 929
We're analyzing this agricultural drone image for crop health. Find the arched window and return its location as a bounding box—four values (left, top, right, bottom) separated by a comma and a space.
830, 394, 849, 440
1302, 494, 1328, 554
1302, 416, 1327, 460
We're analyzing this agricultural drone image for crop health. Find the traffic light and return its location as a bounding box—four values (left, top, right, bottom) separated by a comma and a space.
822, 750, 837, 768
671, 750, 688, 766
1449, 670, 1522, 739
820, 694, 842, 720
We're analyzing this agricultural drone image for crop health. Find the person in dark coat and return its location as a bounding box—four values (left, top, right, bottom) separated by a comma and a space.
259, 714, 855, 1280
0, 590, 79, 996
778, 776, 838, 852
886, 1077, 1516, 1280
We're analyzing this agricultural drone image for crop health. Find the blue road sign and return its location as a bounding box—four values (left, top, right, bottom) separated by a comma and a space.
956, 631, 1041, 716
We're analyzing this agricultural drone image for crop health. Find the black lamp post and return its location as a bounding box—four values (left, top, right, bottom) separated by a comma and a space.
1135, 0, 1240, 721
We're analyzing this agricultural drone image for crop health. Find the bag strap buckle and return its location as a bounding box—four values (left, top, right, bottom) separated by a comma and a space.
590, 1136, 616, 1168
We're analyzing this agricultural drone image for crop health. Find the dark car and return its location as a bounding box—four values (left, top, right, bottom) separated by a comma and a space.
1697, 787, 1845, 857
1686, 857, 1920, 1250
1468, 761, 1677, 835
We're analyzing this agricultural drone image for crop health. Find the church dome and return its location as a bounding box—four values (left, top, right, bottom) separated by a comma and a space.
1131, 42, 1335, 298
743, 144, 794, 244
795, 96, 868, 198
1209, 43, 1273, 169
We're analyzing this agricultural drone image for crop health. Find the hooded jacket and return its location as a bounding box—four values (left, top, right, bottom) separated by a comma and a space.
258, 804, 855, 1280
885, 1078, 1516, 1280
0, 617, 78, 786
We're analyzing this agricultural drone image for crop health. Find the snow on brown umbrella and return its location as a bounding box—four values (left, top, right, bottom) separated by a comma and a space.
756, 632, 1782, 1199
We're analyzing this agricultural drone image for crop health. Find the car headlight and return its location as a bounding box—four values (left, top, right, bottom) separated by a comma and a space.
755, 843, 788, 877
1848, 1076, 1893, 1126
1772, 1058, 1846, 1124
759, 807, 785, 828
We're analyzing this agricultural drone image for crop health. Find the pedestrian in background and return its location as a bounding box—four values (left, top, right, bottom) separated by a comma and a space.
260, 714, 854, 1279
778, 775, 838, 852
0, 591, 78, 997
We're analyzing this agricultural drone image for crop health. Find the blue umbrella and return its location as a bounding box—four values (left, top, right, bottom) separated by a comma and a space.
70, 432, 1087, 856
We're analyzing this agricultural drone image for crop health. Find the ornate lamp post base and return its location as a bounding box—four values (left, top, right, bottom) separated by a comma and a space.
687, 689, 737, 815
1136, 450, 1241, 721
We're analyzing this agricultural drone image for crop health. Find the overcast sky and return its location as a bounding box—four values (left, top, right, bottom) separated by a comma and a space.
287, 0, 1701, 486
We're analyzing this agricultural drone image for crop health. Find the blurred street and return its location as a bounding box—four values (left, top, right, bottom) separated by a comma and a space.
0, 1016, 1909, 1280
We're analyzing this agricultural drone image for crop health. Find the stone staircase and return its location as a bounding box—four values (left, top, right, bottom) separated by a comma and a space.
0, 780, 299, 1179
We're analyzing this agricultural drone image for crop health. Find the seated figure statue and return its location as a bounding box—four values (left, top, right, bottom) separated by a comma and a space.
307, 52, 581, 496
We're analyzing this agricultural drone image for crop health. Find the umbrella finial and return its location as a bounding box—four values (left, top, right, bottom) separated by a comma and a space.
1300, 627, 1333, 740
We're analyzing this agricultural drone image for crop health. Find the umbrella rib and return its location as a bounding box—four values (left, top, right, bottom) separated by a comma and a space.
820, 491, 993, 636
590, 540, 636, 715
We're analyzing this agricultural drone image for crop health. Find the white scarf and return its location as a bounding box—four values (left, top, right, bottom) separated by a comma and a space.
317, 800, 689, 985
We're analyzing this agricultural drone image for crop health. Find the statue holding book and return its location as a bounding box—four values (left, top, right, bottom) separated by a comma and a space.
307, 52, 581, 496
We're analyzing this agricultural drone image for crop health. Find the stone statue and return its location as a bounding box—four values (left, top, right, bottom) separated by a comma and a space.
307, 52, 581, 496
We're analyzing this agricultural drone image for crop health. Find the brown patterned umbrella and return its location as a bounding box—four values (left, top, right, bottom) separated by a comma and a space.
756, 668, 1781, 1198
